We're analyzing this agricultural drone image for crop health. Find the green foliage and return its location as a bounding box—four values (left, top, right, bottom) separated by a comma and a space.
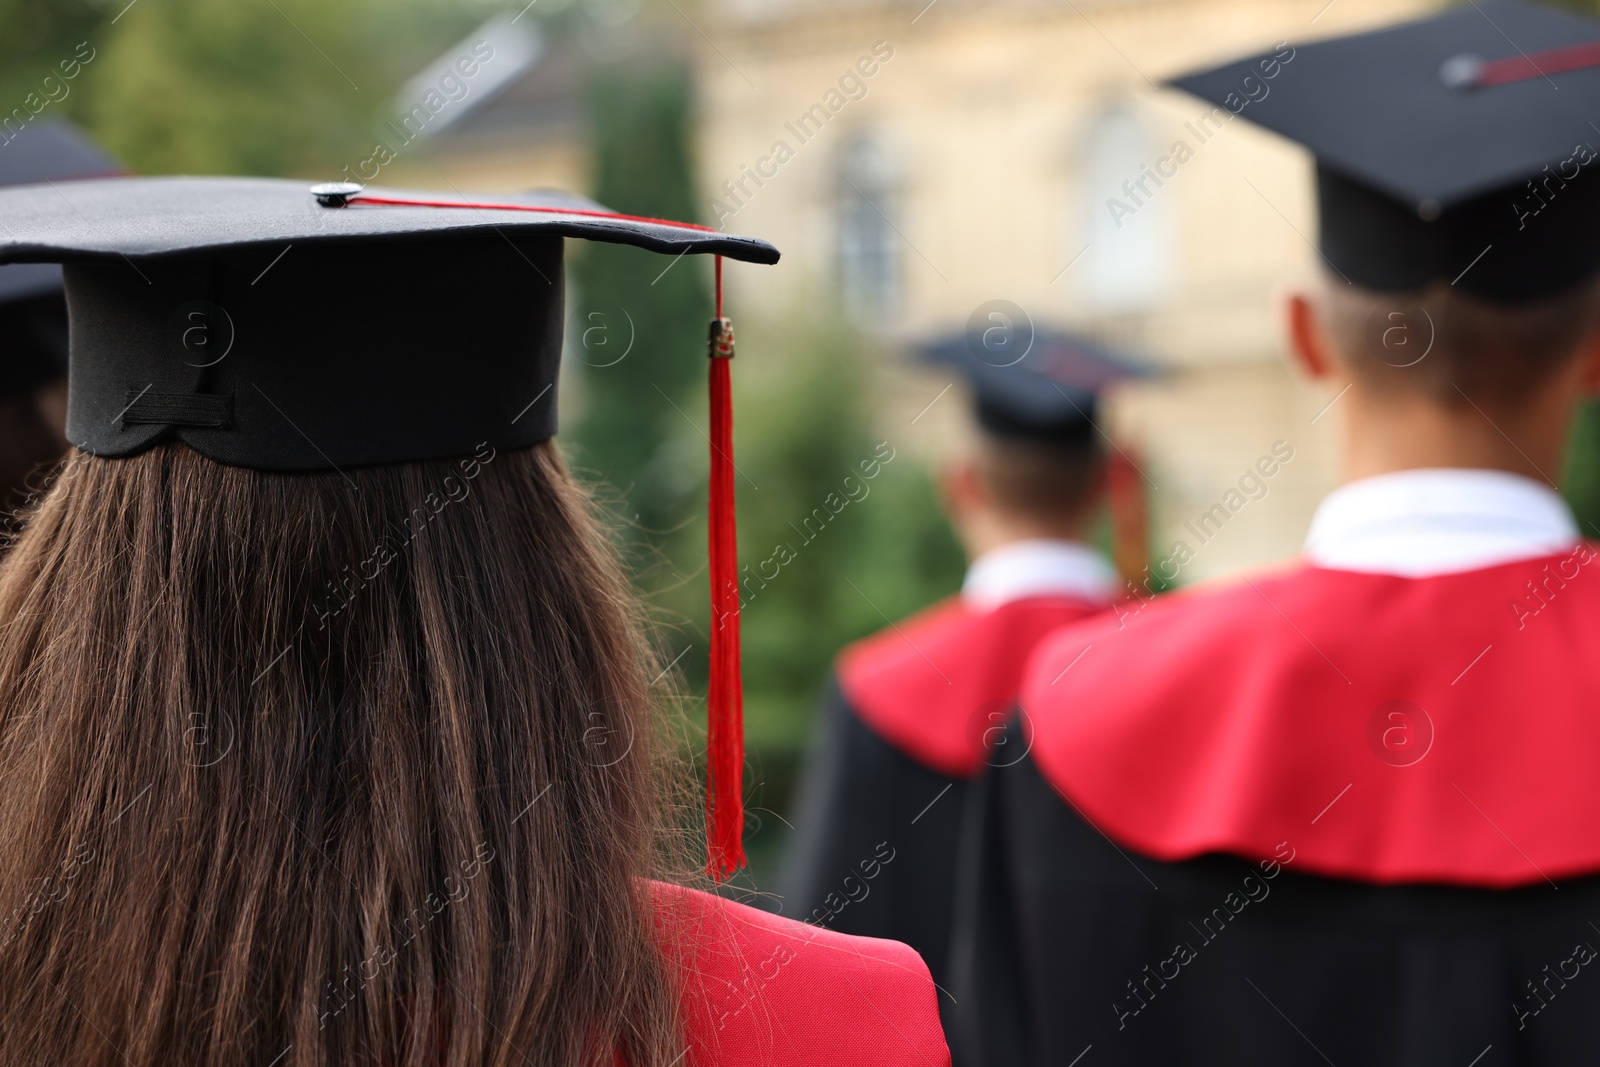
0, 0, 490, 177
644, 314, 964, 876
0, 0, 105, 118
1532, 0, 1600, 540
1562, 402, 1600, 538
88, 0, 368, 175
566, 56, 711, 536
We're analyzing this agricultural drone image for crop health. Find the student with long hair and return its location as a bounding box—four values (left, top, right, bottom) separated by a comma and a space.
0, 177, 948, 1067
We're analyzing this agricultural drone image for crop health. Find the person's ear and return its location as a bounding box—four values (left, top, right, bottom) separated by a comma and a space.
1578, 328, 1600, 394
1285, 290, 1334, 382
937, 456, 985, 521
1085, 454, 1111, 508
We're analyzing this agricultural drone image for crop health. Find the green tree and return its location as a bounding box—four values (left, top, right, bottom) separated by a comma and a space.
566, 55, 711, 543
87, 0, 489, 176
0, 0, 491, 178
0, 0, 108, 142
647, 313, 964, 878
1562, 404, 1600, 537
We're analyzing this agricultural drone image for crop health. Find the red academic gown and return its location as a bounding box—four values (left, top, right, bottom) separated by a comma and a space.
778, 594, 1110, 996
950, 546, 1600, 1066
653, 882, 949, 1066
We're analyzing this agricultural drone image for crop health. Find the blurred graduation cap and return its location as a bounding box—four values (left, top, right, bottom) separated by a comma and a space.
1169, 0, 1600, 301
0, 174, 777, 879
919, 328, 1159, 447
0, 119, 121, 396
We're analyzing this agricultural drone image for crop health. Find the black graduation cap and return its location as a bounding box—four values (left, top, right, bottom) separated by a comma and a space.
0, 175, 777, 880
0, 119, 121, 396
0, 176, 775, 468
919, 329, 1156, 447
1168, 0, 1600, 300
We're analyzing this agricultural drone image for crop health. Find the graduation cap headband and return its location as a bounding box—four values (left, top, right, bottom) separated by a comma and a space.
0, 175, 774, 880
1167, 0, 1600, 300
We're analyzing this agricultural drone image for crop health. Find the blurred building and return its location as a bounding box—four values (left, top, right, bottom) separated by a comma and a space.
383, 15, 585, 200
694, 0, 1438, 583
395, 0, 1439, 585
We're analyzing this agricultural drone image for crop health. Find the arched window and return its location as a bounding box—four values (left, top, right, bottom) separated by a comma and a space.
1080, 106, 1170, 310
837, 134, 899, 321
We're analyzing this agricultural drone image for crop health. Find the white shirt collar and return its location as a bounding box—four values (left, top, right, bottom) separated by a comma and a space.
1303, 468, 1579, 577
960, 538, 1118, 611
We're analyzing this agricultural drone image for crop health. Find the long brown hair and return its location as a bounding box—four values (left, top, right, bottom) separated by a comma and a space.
0, 441, 682, 1066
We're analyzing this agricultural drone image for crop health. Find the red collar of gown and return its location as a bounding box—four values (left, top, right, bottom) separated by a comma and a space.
1021, 547, 1600, 887
839, 594, 1112, 779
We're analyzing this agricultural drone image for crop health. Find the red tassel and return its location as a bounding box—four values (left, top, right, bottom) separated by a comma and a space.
329, 191, 749, 878
705, 257, 745, 880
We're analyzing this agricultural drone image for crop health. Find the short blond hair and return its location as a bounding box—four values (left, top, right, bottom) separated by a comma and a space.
1320, 271, 1600, 407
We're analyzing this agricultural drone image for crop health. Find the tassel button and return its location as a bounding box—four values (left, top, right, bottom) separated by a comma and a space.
708, 317, 735, 360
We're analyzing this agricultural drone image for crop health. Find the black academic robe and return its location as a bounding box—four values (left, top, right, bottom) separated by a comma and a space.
778, 594, 1108, 997
951, 546, 1600, 1066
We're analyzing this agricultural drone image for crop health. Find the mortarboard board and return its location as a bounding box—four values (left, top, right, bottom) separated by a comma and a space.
0, 177, 773, 467
918, 329, 1157, 446
0, 175, 777, 879
0, 119, 121, 396
1168, 0, 1600, 301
